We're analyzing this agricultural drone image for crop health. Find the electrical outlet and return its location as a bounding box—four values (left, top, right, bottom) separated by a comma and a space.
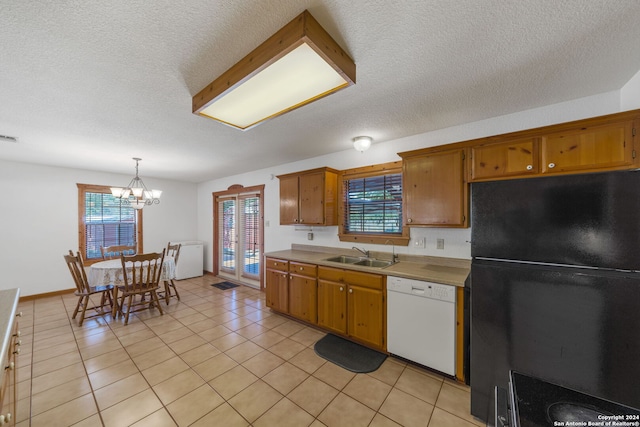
413, 237, 426, 248
436, 238, 445, 250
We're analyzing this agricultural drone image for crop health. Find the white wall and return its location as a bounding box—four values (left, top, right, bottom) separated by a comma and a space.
0, 160, 198, 296
621, 68, 640, 111
197, 90, 623, 273
2, 86, 635, 295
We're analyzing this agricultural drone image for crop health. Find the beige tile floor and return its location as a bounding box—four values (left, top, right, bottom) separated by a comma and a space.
13, 276, 487, 427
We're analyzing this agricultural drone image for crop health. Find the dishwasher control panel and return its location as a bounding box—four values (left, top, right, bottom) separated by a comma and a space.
387, 276, 456, 303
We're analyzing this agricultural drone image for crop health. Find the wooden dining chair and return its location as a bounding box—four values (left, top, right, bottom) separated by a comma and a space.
115, 250, 165, 325
64, 250, 114, 326
160, 242, 182, 304
101, 244, 136, 260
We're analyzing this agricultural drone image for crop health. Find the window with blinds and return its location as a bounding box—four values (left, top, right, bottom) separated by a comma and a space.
77, 184, 142, 263
344, 173, 403, 234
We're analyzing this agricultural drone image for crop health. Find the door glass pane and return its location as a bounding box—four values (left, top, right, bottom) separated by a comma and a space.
221, 198, 236, 273
241, 196, 260, 277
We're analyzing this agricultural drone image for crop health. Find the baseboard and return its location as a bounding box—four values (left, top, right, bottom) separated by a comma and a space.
19, 288, 75, 302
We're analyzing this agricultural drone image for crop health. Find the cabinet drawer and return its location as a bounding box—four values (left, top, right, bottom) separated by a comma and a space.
289, 262, 317, 277
265, 257, 288, 272
344, 270, 383, 290
318, 266, 345, 282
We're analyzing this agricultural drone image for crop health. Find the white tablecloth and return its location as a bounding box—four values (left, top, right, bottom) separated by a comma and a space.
89, 257, 176, 287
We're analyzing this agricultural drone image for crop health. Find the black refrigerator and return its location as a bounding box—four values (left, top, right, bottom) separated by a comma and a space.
470, 170, 640, 424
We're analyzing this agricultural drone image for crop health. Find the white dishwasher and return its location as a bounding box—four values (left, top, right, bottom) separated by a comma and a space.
387, 276, 456, 376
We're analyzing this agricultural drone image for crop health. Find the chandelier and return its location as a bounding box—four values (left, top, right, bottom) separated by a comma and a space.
110, 158, 162, 210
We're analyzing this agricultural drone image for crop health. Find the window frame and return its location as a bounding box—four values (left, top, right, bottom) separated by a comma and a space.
77, 183, 143, 265
338, 161, 410, 246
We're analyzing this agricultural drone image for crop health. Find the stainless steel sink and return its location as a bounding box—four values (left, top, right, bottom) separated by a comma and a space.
324, 255, 362, 264
353, 259, 394, 268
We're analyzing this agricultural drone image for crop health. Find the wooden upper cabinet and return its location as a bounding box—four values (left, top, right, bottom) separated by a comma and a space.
278, 175, 299, 225
400, 148, 468, 227
277, 167, 338, 225
470, 138, 539, 181
541, 120, 635, 174
464, 111, 639, 182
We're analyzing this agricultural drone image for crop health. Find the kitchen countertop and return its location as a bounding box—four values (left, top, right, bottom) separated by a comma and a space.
265, 245, 470, 287
1, 288, 20, 379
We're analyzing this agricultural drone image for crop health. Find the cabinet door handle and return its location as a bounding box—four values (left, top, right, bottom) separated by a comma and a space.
526, 165, 533, 170
548, 162, 556, 169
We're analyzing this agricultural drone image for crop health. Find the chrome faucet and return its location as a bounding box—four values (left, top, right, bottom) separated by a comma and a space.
352, 246, 369, 258
385, 239, 399, 263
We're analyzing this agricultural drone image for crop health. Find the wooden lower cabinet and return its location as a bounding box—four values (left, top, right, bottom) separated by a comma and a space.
318, 266, 385, 351
1, 318, 18, 427
317, 279, 347, 335
347, 284, 384, 348
265, 258, 386, 351
288, 262, 317, 324
265, 259, 289, 313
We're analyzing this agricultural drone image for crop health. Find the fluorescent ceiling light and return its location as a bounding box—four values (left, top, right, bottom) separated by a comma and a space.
192, 10, 356, 131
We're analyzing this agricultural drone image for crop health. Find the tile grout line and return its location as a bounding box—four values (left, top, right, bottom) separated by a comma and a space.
20, 279, 482, 427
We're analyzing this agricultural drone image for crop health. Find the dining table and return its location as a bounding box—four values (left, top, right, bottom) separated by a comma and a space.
88, 256, 176, 317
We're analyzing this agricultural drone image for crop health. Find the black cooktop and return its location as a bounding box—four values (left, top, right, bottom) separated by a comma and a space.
510, 371, 640, 427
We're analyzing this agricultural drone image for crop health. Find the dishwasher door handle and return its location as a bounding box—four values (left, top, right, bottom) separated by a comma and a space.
411, 287, 425, 295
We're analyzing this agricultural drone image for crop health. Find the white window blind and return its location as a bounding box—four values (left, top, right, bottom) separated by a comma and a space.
344, 173, 403, 234
84, 192, 137, 260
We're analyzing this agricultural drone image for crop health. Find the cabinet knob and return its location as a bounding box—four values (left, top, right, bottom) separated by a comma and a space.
6, 362, 15, 371
14, 331, 20, 337
299, 267, 303, 271
16, 340, 21, 346
340, 287, 344, 292
407, 218, 413, 223
349, 289, 353, 294
548, 162, 556, 169
299, 219, 303, 223
17, 311, 22, 317
526, 165, 533, 170
13, 348, 20, 355
274, 262, 278, 266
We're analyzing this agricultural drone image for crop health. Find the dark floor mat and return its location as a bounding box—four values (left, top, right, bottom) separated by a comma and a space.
210, 281, 240, 290
314, 333, 387, 373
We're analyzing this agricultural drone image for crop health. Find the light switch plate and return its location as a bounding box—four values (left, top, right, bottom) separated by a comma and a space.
414, 237, 426, 248
436, 238, 445, 250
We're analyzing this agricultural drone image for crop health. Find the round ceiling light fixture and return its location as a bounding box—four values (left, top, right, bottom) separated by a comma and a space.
353, 136, 372, 152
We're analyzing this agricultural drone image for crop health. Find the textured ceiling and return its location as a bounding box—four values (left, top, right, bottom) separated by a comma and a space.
2, 0, 640, 182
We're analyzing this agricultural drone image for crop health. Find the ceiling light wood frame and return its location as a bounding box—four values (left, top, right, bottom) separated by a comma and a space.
192, 10, 356, 131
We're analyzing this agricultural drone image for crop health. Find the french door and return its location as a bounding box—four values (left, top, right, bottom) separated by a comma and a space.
216, 189, 262, 288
